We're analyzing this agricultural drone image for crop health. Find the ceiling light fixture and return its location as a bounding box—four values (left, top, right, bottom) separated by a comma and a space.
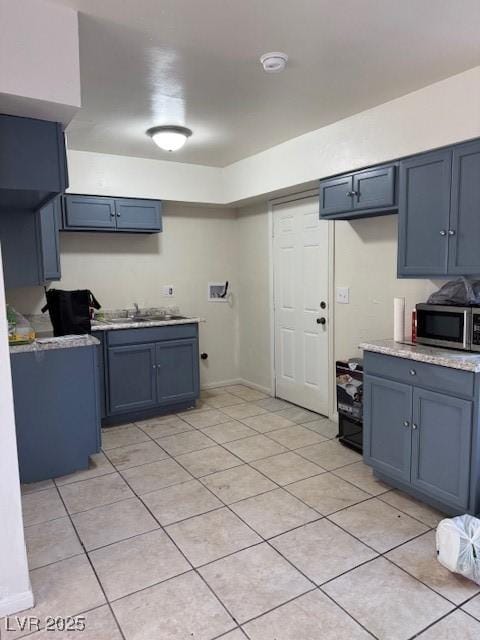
260, 52, 288, 73
146, 125, 192, 151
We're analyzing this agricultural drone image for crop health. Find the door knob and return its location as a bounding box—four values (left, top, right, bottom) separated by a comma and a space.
316, 317, 326, 325
320, 301, 327, 309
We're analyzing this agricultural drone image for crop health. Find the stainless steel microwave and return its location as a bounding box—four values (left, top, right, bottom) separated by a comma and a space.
416, 304, 480, 352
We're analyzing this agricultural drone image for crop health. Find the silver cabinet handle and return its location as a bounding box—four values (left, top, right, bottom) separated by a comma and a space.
409, 369, 416, 376
439, 230, 446, 236
403, 421, 410, 428
448, 229, 456, 236
412, 423, 418, 430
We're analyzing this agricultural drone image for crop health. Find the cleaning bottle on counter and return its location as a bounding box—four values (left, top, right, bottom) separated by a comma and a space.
7, 305, 35, 345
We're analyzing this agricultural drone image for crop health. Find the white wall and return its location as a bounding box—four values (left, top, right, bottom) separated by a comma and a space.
334, 216, 442, 361
0, 0, 81, 125
236, 203, 272, 392
7, 203, 239, 388
235, 200, 443, 398
67, 150, 225, 206
0, 247, 33, 617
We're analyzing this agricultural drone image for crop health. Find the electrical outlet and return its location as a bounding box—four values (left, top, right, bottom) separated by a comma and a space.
162, 285, 175, 297
336, 287, 350, 304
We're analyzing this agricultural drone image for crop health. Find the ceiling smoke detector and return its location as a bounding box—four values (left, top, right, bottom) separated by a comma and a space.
260, 52, 288, 73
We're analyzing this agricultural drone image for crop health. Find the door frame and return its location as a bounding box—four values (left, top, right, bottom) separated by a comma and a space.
268, 189, 335, 419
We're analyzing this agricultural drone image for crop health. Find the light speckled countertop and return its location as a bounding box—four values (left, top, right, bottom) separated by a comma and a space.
91, 317, 202, 331
10, 334, 99, 354
360, 339, 480, 372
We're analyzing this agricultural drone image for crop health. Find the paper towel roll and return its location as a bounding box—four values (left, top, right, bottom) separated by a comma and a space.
394, 297, 405, 342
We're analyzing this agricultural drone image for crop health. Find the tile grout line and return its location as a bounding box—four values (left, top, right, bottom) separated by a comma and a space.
101, 450, 243, 631
20, 389, 475, 638
52, 481, 129, 640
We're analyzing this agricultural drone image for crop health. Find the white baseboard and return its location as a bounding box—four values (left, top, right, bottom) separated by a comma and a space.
0, 589, 34, 618
201, 378, 273, 396
200, 378, 243, 390
236, 378, 273, 396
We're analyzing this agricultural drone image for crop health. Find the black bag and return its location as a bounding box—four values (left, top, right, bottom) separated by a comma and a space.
41, 289, 101, 336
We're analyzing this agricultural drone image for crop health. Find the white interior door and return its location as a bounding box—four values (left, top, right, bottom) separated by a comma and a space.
273, 195, 330, 415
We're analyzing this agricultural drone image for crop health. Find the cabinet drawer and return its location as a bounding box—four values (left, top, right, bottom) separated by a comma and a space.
364, 351, 474, 397
107, 323, 198, 346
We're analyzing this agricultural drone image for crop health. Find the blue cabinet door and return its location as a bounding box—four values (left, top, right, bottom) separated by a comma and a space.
64, 195, 117, 230
156, 338, 199, 405
364, 375, 412, 483
448, 140, 480, 275
38, 196, 61, 281
411, 388, 472, 510
353, 166, 396, 211
0, 114, 67, 195
319, 175, 354, 216
108, 343, 158, 414
398, 149, 452, 277
115, 199, 162, 232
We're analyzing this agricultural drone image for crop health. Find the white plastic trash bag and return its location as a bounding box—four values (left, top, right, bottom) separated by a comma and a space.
436, 515, 480, 585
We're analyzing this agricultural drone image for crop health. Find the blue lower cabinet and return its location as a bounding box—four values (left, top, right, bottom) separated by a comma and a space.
364, 375, 412, 483
363, 352, 477, 514
411, 388, 472, 510
103, 325, 200, 424
156, 338, 199, 405
10, 345, 100, 483
108, 343, 158, 414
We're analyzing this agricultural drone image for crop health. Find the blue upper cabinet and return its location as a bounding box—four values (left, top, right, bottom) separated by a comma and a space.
319, 164, 397, 219
0, 114, 68, 210
319, 175, 354, 216
115, 199, 162, 232
64, 195, 117, 230
62, 194, 162, 233
397, 149, 452, 277
448, 139, 480, 275
0, 196, 61, 288
37, 196, 61, 281
398, 141, 480, 278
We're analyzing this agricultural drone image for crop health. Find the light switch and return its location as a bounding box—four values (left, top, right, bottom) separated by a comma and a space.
336, 287, 350, 304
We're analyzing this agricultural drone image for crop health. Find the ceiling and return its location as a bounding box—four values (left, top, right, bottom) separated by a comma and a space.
54, 0, 480, 167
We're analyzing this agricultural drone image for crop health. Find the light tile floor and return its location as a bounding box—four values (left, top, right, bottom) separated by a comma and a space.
7, 383, 480, 640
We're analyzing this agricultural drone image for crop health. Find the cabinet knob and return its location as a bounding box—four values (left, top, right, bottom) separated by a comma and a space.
346, 191, 354, 197
152, 364, 156, 369
110, 211, 115, 217
439, 230, 446, 236
316, 317, 326, 325
448, 229, 456, 236
412, 423, 418, 430
409, 369, 416, 376
403, 420, 410, 428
